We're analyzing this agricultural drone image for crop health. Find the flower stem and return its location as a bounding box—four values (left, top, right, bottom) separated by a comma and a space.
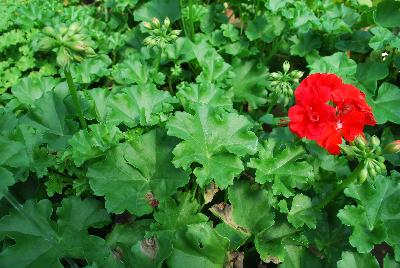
64, 68, 87, 128
314, 163, 363, 210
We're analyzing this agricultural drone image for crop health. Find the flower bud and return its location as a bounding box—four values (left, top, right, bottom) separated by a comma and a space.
383, 140, 400, 154
354, 135, 366, 150
368, 164, 377, 178
170, 29, 181, 36
68, 22, 81, 34
358, 167, 368, 183
283, 61, 290, 73
143, 21, 152, 30
43, 26, 57, 38
164, 17, 170, 28
56, 47, 70, 68
59, 25, 69, 35
270, 72, 281, 79
37, 36, 56, 51
152, 17, 161, 28
370, 136, 380, 147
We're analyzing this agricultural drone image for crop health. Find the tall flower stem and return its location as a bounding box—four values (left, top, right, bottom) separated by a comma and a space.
314, 163, 363, 210
64, 68, 87, 128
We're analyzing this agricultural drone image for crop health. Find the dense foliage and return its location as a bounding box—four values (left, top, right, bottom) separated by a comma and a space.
0, 0, 399, 267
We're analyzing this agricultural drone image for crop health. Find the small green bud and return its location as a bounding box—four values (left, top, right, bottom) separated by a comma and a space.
283, 61, 290, 73
291, 70, 304, 80
143, 21, 152, 30
354, 135, 366, 150
170, 29, 182, 36
59, 25, 69, 35
383, 140, 400, 154
370, 136, 380, 147
56, 47, 70, 68
368, 164, 377, 178
270, 72, 281, 79
152, 17, 161, 28
164, 17, 170, 28
358, 167, 368, 183
68, 22, 81, 34
37, 36, 56, 51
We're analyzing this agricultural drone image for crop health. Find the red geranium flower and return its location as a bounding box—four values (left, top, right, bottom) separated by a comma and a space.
288, 73, 376, 155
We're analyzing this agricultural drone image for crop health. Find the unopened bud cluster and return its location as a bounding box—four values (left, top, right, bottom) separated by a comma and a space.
37, 22, 96, 68
341, 135, 386, 183
268, 61, 303, 106
142, 17, 181, 48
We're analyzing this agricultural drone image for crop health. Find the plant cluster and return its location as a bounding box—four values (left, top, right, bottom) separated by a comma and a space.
0, 0, 399, 267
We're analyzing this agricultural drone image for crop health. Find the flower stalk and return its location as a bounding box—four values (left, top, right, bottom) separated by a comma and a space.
64, 68, 87, 128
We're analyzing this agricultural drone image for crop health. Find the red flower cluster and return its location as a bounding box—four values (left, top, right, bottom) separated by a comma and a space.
288, 73, 376, 155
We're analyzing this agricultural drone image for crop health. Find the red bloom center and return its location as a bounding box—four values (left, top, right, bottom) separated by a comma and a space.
307, 108, 319, 122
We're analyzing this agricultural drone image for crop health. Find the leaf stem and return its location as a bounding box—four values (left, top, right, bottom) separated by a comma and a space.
64, 68, 87, 128
314, 163, 363, 210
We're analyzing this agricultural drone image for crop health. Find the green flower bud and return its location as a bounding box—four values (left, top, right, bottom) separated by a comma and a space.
37, 36, 56, 51
354, 135, 366, 150
56, 47, 70, 68
283, 61, 290, 73
368, 164, 377, 178
358, 167, 368, 183
170, 29, 182, 36
152, 17, 161, 28
68, 22, 81, 34
383, 140, 400, 154
164, 17, 170, 29
370, 136, 380, 147
59, 25, 69, 35
270, 72, 281, 79
291, 70, 304, 80
143, 21, 152, 30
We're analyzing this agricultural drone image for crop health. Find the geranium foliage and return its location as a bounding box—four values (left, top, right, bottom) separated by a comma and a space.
0, 0, 399, 267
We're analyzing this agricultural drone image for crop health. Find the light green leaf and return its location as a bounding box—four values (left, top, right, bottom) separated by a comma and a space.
0, 197, 120, 268
70, 55, 111, 84
11, 76, 58, 107
166, 105, 258, 189
370, 83, 400, 124
228, 181, 275, 234
112, 58, 165, 85
87, 129, 190, 215
249, 140, 313, 197
287, 194, 316, 229
66, 123, 122, 166
374, 0, 400, 28
308, 52, 357, 80
166, 223, 229, 268
106, 84, 176, 127
337, 252, 379, 268
176, 82, 233, 112
229, 60, 268, 108
245, 15, 285, 42
134, 0, 180, 22
356, 62, 389, 96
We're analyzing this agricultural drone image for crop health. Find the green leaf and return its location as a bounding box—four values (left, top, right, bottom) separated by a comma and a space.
0, 197, 120, 268
279, 245, 324, 268
112, 58, 165, 85
229, 60, 268, 109
66, 123, 122, 166
176, 81, 233, 112
384, 255, 400, 268
0, 167, 14, 200
356, 62, 389, 96
166, 222, 229, 268
255, 222, 307, 264
287, 194, 316, 229
193, 42, 231, 83
106, 84, 176, 127
228, 181, 275, 234
338, 176, 400, 254
245, 15, 285, 42
134, 0, 181, 22
308, 52, 357, 80
369, 26, 397, 51
335, 31, 372, 53
87, 128, 190, 215
70, 55, 111, 84
248, 140, 314, 197
337, 252, 379, 268
290, 32, 322, 57
166, 105, 258, 189
11, 76, 58, 107
370, 83, 400, 124
374, 0, 400, 28
21, 85, 79, 150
